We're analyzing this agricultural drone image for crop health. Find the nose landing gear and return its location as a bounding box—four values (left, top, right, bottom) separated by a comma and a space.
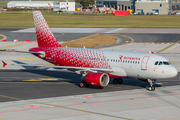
147, 79, 156, 91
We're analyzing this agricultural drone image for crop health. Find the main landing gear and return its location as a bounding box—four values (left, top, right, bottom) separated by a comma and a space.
79, 81, 90, 88
113, 78, 123, 85
147, 79, 156, 91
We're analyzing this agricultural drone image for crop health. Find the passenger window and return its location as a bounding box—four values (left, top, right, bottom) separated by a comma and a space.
154, 61, 158, 65
159, 61, 163, 65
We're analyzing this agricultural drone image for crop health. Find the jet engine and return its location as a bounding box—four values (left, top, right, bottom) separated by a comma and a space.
81, 73, 110, 87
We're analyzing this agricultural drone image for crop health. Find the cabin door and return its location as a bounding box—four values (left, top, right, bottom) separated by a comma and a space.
141, 56, 149, 70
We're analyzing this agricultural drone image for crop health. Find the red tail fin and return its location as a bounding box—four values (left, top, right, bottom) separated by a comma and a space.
33, 11, 61, 48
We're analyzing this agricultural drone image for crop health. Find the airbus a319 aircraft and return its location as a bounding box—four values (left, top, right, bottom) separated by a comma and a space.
2, 11, 178, 91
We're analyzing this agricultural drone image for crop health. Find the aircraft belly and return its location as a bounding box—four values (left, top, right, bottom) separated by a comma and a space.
123, 66, 152, 79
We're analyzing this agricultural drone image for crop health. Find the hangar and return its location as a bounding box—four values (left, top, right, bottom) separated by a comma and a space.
7, 1, 75, 11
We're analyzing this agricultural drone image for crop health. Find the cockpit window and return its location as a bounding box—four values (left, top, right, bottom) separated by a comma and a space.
155, 61, 171, 65
154, 61, 158, 65
163, 61, 169, 65
159, 61, 163, 65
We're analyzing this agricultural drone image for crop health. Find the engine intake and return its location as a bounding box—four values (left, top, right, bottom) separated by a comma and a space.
82, 73, 110, 87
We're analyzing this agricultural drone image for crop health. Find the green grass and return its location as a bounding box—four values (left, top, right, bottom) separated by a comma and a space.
0, 11, 180, 28
0, 1, 8, 7
0, 36, 3, 40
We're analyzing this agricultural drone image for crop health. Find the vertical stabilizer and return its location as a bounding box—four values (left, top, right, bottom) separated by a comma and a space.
33, 11, 61, 47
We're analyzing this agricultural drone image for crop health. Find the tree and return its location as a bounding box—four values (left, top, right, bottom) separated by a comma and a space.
75, 0, 95, 6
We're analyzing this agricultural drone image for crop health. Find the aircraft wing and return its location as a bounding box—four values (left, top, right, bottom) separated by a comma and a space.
2, 61, 113, 73
0, 49, 43, 55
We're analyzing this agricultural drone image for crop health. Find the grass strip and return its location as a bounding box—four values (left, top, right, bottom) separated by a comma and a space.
0, 1, 8, 7
61, 34, 117, 48
0, 11, 180, 28
0, 36, 3, 40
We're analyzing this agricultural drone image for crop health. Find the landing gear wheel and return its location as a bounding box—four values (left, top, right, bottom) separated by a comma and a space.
113, 78, 118, 85
84, 83, 90, 88
79, 81, 85, 88
118, 78, 123, 84
149, 86, 155, 91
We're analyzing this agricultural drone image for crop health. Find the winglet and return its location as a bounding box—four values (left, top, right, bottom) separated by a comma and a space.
149, 50, 154, 54
2, 61, 7, 67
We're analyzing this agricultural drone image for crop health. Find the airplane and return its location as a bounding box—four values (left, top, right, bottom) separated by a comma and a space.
1, 11, 178, 91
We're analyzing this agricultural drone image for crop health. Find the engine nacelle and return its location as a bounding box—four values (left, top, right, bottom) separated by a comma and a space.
82, 73, 110, 87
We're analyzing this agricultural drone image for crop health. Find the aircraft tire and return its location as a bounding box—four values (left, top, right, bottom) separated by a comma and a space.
148, 86, 155, 91
84, 83, 90, 88
79, 81, 85, 88
151, 86, 155, 91
118, 78, 123, 84
113, 78, 118, 85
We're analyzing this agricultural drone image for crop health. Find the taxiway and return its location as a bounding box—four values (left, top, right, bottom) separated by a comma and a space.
0, 27, 180, 120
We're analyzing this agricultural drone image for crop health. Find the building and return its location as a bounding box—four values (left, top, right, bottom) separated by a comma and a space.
60, 2, 75, 11
135, 0, 169, 15
8, 1, 54, 9
172, 0, 180, 11
7, 1, 75, 11
96, 0, 135, 11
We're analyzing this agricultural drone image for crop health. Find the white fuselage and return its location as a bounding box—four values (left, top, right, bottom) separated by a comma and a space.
42, 47, 178, 80
103, 50, 177, 79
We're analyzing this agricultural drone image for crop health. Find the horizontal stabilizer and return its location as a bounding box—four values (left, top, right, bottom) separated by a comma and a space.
2, 61, 7, 67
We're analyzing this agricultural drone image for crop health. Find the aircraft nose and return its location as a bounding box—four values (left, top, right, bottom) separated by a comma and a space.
169, 66, 178, 77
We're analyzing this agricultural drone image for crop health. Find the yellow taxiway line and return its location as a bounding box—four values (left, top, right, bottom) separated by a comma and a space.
156, 40, 180, 54
23, 78, 58, 82
18, 57, 39, 59
0, 43, 26, 49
